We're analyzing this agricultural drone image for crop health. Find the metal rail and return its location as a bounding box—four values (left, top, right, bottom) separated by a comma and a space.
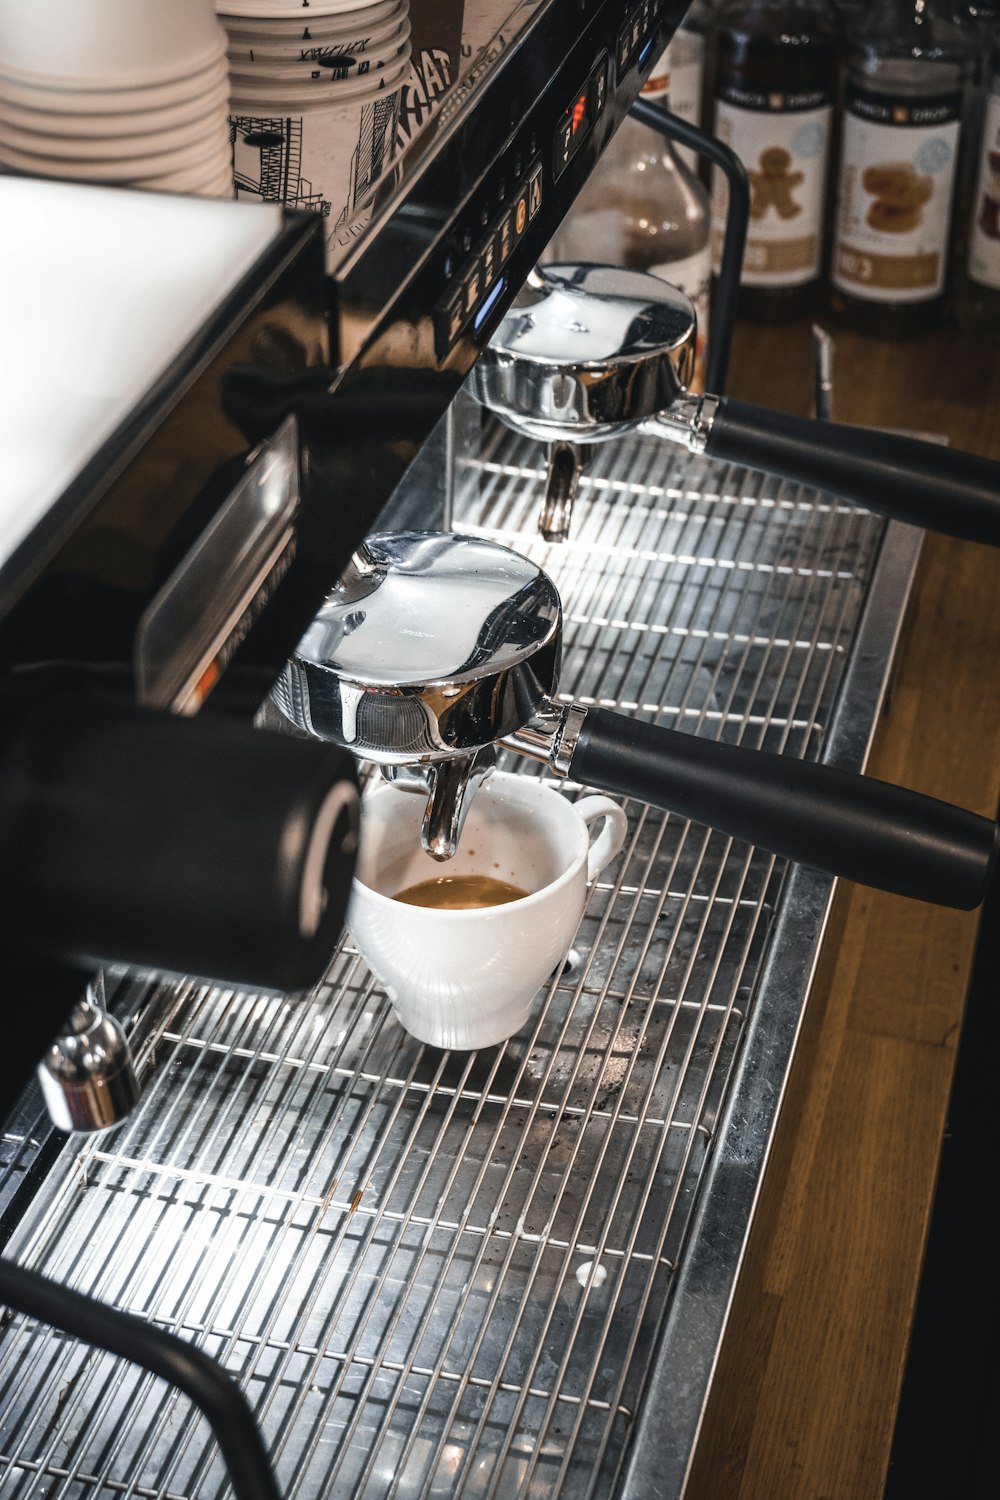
0, 427, 908, 1499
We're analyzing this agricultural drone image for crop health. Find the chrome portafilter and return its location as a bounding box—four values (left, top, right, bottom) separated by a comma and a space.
471, 263, 1000, 548
275, 529, 998, 909
271, 531, 563, 860
472, 263, 699, 543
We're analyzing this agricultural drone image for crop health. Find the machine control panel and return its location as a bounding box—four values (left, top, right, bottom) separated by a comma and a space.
416, 0, 679, 364
617, 0, 659, 79
433, 158, 544, 359
553, 52, 610, 180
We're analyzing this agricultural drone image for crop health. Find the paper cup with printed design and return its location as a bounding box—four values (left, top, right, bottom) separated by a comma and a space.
221, 0, 402, 44
217, 0, 395, 16
224, 7, 408, 67
227, 36, 410, 105
230, 59, 406, 263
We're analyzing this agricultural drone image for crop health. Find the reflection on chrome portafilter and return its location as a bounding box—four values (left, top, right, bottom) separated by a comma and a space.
274, 529, 999, 910
471, 263, 1000, 547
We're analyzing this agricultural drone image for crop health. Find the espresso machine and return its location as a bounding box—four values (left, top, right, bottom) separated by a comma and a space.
1, 2, 997, 1498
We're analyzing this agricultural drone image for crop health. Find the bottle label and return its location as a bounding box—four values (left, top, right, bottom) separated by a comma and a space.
711, 92, 833, 287
650, 247, 711, 391
832, 82, 962, 303
641, 46, 671, 102
967, 87, 1000, 292
662, 31, 705, 171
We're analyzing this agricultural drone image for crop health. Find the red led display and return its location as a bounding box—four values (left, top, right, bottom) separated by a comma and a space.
571, 92, 587, 134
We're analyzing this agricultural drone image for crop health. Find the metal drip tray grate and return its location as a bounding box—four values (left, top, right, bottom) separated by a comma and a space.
0, 428, 912, 1499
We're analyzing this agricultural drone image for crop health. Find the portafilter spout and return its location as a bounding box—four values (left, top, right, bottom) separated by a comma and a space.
276, 530, 998, 908
471, 263, 1000, 549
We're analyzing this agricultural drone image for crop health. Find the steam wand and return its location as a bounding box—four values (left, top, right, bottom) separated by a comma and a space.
0, 1258, 282, 1500
532, 104, 748, 542
628, 94, 749, 397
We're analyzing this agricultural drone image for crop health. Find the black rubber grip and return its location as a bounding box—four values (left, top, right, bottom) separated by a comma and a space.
570, 708, 998, 909
0, 696, 360, 990
706, 396, 1000, 547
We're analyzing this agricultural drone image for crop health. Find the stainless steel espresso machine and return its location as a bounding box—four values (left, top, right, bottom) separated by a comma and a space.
2, 3, 999, 1498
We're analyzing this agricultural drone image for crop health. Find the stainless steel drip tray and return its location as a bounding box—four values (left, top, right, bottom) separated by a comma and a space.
0, 430, 920, 1500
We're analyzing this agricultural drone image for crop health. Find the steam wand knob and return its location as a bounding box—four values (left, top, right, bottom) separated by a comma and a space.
37, 981, 140, 1134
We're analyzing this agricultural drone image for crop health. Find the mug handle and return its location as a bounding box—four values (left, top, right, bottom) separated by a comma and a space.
575, 795, 629, 883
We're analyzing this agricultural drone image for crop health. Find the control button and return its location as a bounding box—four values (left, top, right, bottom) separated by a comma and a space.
629, 11, 643, 50
434, 285, 465, 359
527, 160, 543, 220
479, 230, 499, 293
591, 54, 609, 116
495, 204, 516, 263
513, 189, 529, 238
555, 112, 575, 174
462, 258, 483, 317
616, 24, 632, 75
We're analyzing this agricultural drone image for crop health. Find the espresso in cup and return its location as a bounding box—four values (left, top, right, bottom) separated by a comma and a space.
393, 873, 528, 909
347, 771, 628, 1050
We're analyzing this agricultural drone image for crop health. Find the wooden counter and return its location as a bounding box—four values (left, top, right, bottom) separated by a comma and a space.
685, 320, 1000, 1499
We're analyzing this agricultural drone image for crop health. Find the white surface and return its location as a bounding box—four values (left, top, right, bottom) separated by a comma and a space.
0, 123, 230, 177
0, 177, 284, 574
1, 110, 223, 159
136, 155, 234, 192
0, 77, 231, 137
217, 0, 395, 16
0, 55, 229, 113
0, 0, 225, 88
347, 773, 627, 1051
221, 0, 402, 40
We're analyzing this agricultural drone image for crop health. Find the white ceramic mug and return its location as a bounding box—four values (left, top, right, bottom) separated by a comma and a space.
346, 771, 628, 1050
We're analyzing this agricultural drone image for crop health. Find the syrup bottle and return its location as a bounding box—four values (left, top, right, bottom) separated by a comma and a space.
661, 0, 715, 171
544, 47, 712, 389
709, 0, 840, 321
829, 0, 977, 335
955, 21, 1000, 337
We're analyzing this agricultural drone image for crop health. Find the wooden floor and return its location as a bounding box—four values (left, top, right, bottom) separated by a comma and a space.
684, 318, 1000, 1499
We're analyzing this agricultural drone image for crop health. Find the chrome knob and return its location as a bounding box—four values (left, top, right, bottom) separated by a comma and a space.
37, 988, 140, 1134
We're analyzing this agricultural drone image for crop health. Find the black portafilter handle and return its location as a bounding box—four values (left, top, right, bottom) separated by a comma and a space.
705, 397, 1000, 548
570, 708, 999, 910
0, 696, 360, 991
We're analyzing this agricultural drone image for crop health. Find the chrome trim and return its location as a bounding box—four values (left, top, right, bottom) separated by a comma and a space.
637, 394, 720, 456
618, 519, 924, 1500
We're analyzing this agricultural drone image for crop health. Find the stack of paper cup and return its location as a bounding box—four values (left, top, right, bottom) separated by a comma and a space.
0, 0, 233, 197
218, 0, 410, 262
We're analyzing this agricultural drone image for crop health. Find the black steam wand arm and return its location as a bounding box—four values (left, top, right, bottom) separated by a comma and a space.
628, 95, 749, 396
0, 1258, 283, 1500
569, 709, 999, 910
